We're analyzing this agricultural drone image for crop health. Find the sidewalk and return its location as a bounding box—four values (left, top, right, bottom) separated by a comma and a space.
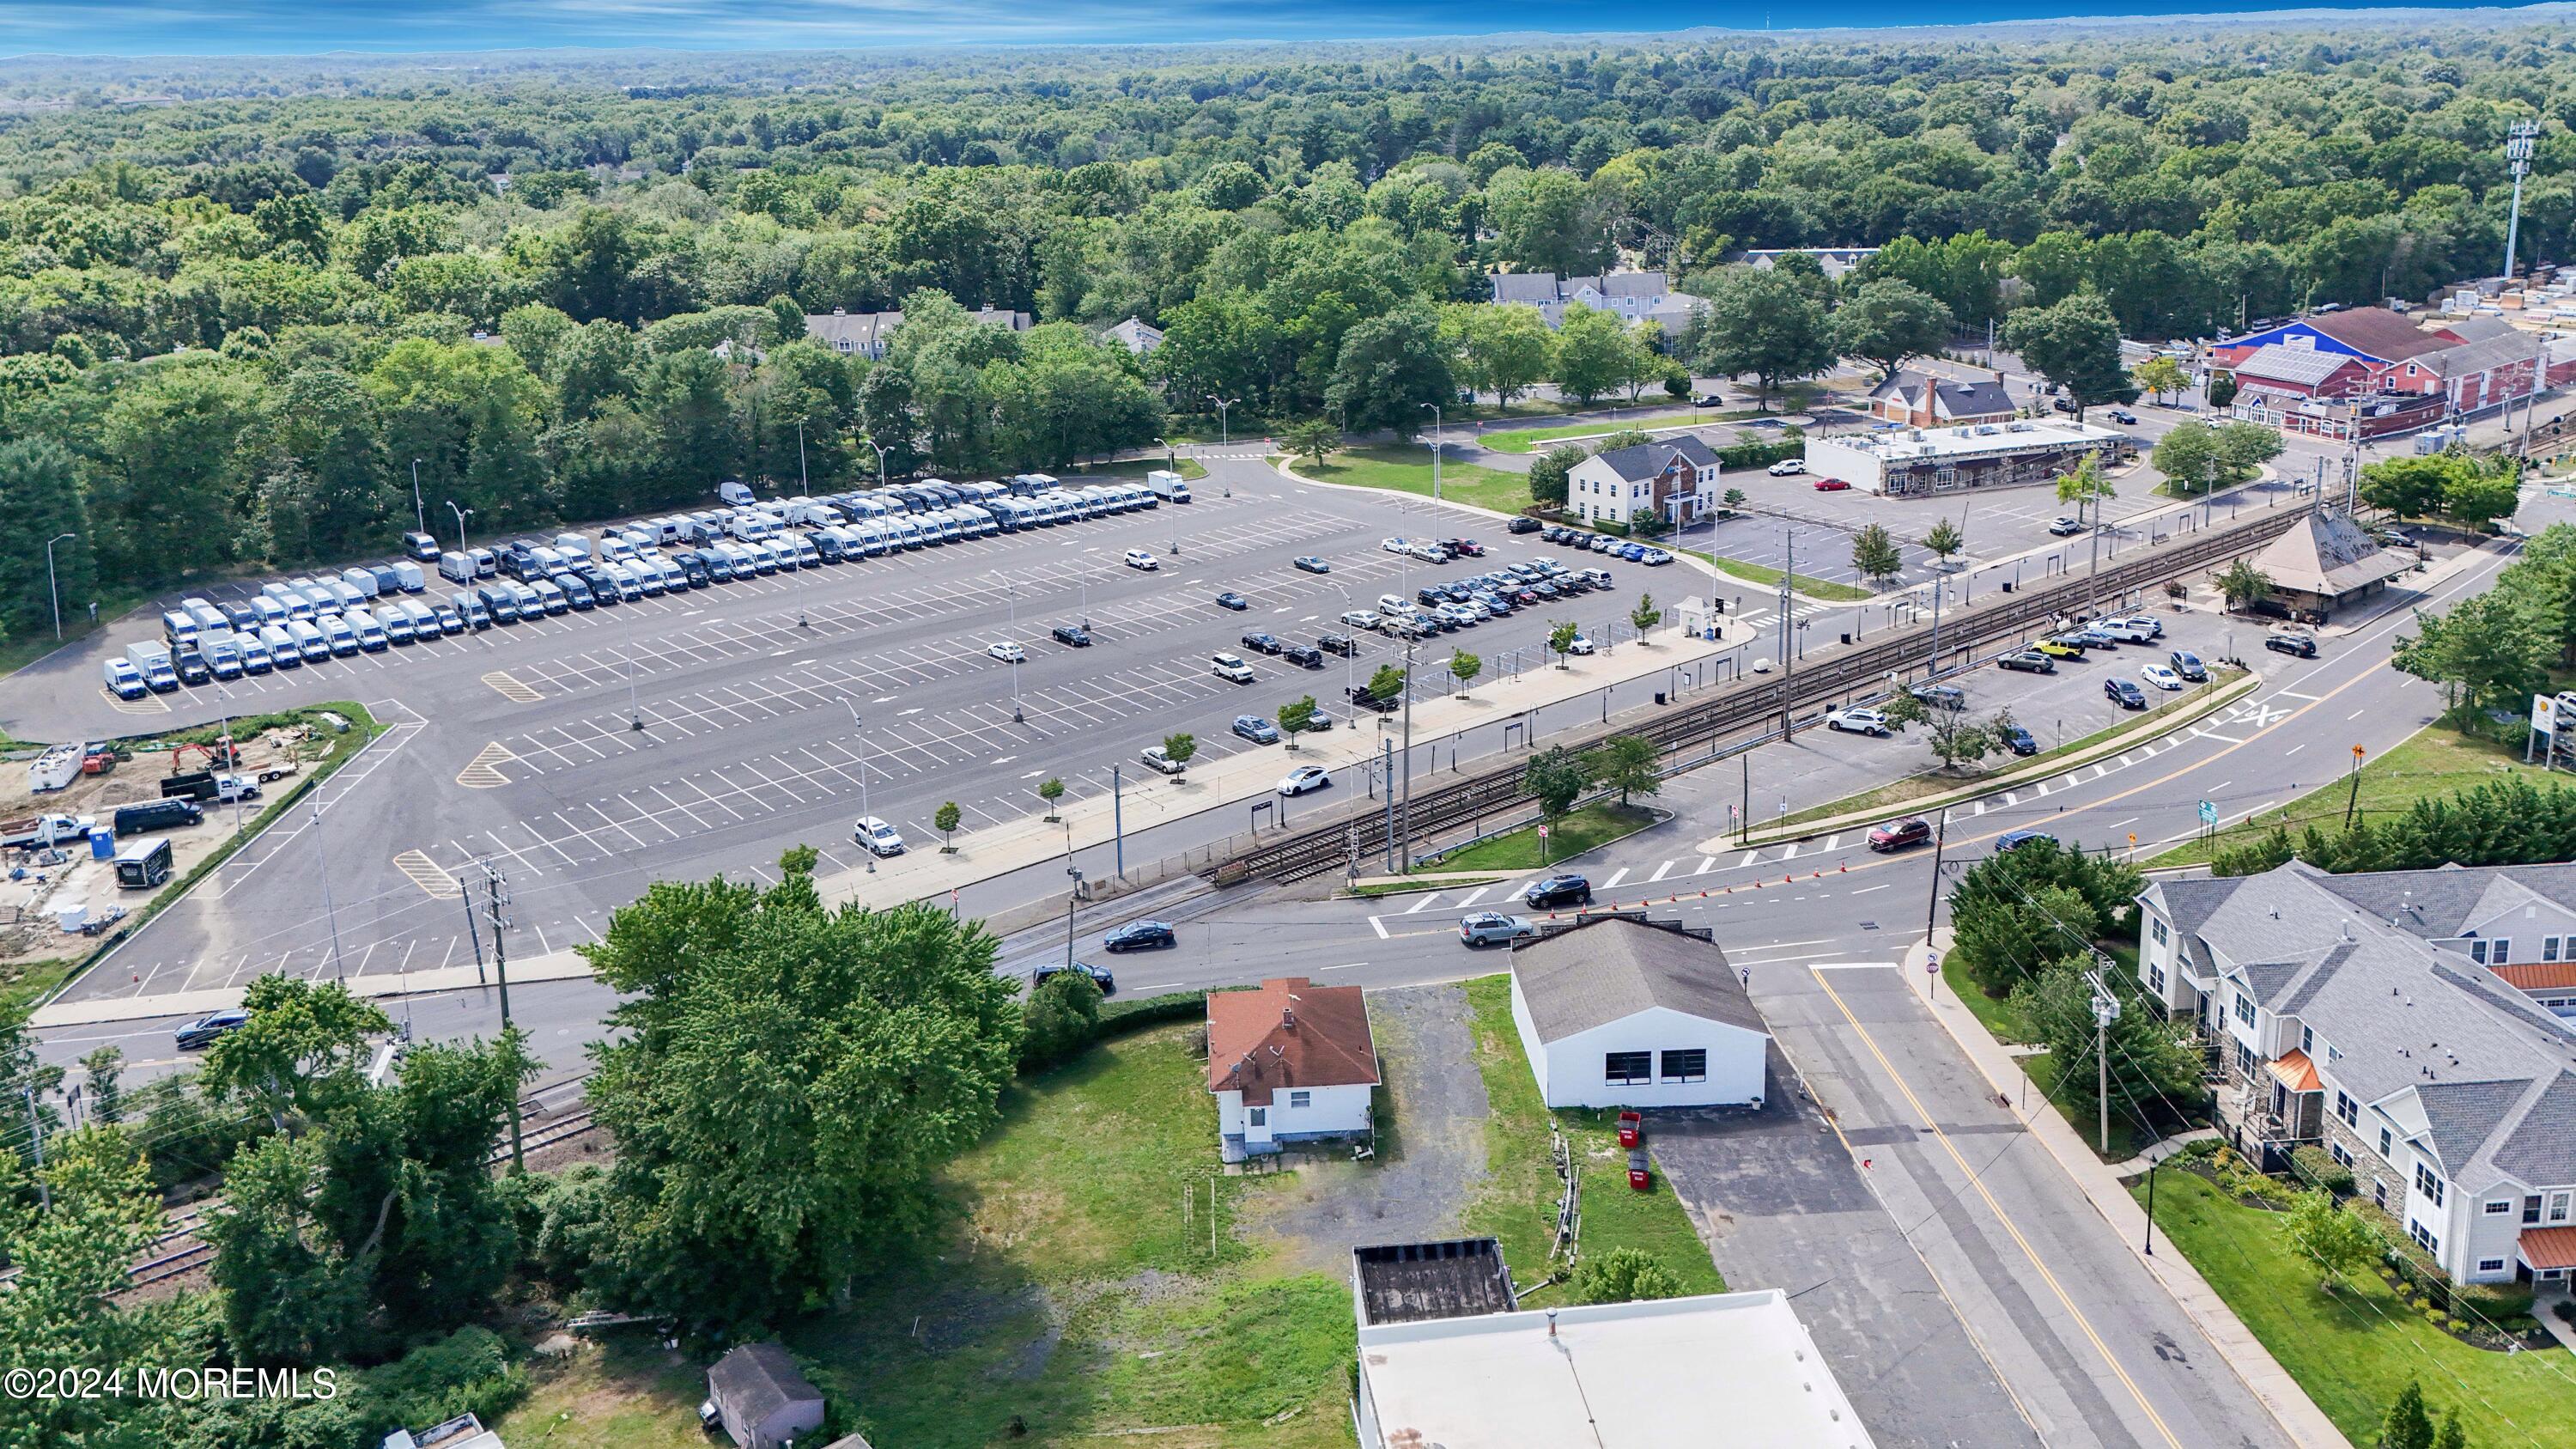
1907, 928, 2348, 1449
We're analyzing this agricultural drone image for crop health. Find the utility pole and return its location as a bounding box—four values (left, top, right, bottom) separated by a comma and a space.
1777, 527, 1796, 740
1381, 740, 1397, 874
1739, 753, 1752, 846
410, 458, 426, 537
2504, 120, 2539, 283
2344, 744, 2366, 828
460, 880, 488, 986
1110, 764, 1126, 879
1422, 403, 1443, 510
2089, 968, 2120, 1157
22, 1086, 46, 1209
45, 532, 76, 642
313, 801, 345, 980
479, 860, 525, 1172
1399, 637, 1417, 864
1923, 811, 1948, 999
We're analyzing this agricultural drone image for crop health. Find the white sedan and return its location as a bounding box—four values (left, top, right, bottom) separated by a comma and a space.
1278, 764, 1332, 796
1380, 537, 1412, 555
986, 640, 1025, 663
2141, 662, 2184, 691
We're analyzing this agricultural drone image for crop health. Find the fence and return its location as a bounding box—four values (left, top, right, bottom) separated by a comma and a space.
1209, 499, 2318, 883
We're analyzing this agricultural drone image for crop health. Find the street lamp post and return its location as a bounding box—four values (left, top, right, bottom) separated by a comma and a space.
1005, 574, 1024, 722
866, 438, 888, 490
1421, 403, 1443, 510
1212, 398, 1237, 447
409, 459, 426, 536
841, 698, 875, 872
44, 533, 76, 642
796, 420, 808, 493
447, 502, 473, 557
2505, 120, 2540, 282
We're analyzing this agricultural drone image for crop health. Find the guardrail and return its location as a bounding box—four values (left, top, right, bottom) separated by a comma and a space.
1210, 499, 2316, 883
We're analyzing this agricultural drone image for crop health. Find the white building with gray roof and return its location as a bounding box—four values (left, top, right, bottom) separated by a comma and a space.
2136, 859, 2576, 1288
1487, 270, 1707, 336
1508, 916, 1769, 1110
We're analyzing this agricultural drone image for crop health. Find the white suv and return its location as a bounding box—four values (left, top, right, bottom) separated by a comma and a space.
854, 816, 906, 855
1123, 548, 1159, 570
1768, 458, 1807, 476
1211, 652, 1255, 683
1826, 707, 1892, 736
1340, 608, 1382, 630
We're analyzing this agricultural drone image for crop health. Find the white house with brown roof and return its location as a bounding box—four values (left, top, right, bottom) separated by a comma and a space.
1509, 916, 1769, 1110
1867, 371, 2017, 428
1208, 977, 1379, 1162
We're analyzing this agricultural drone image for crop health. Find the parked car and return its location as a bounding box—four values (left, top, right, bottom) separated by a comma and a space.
1124, 548, 1160, 570
1459, 911, 1537, 947
1240, 631, 1283, 654
1379, 537, 1412, 554
1140, 746, 1188, 775
1564, 633, 1595, 656
1693, 392, 1727, 407
1998, 649, 2057, 674
1446, 539, 1486, 557
1052, 624, 1093, 647
1767, 458, 1807, 476
1868, 817, 1933, 852
1909, 683, 1966, 710
853, 816, 907, 855
2105, 678, 2148, 709
2141, 662, 2184, 691
2265, 632, 2318, 658
1103, 920, 1176, 953
1214, 591, 1250, 611
1231, 714, 1279, 744
1506, 516, 1543, 534
2000, 723, 2039, 755
1278, 764, 1332, 795
2049, 516, 2085, 537
2101, 614, 2163, 642
1826, 707, 1893, 736
2074, 624, 2122, 648
1033, 960, 1116, 995
1996, 829, 2056, 853
1318, 633, 1358, 656
1283, 643, 1325, 668
2169, 649, 2208, 680
1212, 652, 1256, 684
175, 1009, 251, 1050
1813, 478, 1852, 492
986, 640, 1026, 663
2034, 637, 2086, 660
1293, 556, 1333, 574
1522, 874, 1594, 909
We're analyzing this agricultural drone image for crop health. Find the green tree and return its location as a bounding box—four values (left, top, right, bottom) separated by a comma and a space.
2433, 1408, 2468, 1449
77, 1044, 122, 1125
1326, 304, 1454, 441
1629, 593, 1662, 636
1020, 965, 1104, 1074
2133, 356, 2189, 404
1282, 419, 1340, 470
1443, 301, 1553, 406
2216, 558, 2273, 614
2282, 1190, 2382, 1291
1687, 268, 1836, 411
1948, 837, 2144, 995
2359, 456, 2456, 518
1163, 732, 1197, 769
1037, 777, 1066, 820
1721, 487, 1747, 514
201, 975, 392, 1133
1489, 167, 1607, 277
2002, 292, 2138, 418
1367, 662, 1408, 701
2379, 1379, 2435, 1449
0, 1126, 182, 1447
1278, 694, 1318, 749
580, 872, 1020, 1329
1548, 618, 1581, 667
1552, 302, 1638, 406
2443, 462, 2521, 530
2393, 591, 2552, 723
2206, 371, 2239, 409
1923, 516, 1965, 567
1525, 744, 1595, 818
2056, 454, 2117, 526
1575, 1246, 1682, 1304
1829, 278, 1955, 379
0, 437, 95, 642
2150, 422, 2224, 496
1528, 443, 1584, 509
1448, 648, 1482, 697
935, 801, 963, 851
1851, 522, 1903, 586
2008, 959, 2202, 1133
1589, 734, 1662, 807
1921, 710, 1996, 774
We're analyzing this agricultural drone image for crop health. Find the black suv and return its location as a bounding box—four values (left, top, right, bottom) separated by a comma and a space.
1033, 960, 1117, 995
1507, 516, 1543, 534
1240, 631, 1283, 654
1522, 874, 1593, 909
1318, 633, 1358, 656
1283, 643, 1325, 668
1346, 685, 1398, 713
2264, 632, 2318, 658
1052, 624, 1092, 647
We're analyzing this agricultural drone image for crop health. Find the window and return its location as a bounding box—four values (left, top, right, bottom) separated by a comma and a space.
1604, 1051, 1653, 1087
1248, 1107, 1267, 1128
2547, 936, 2562, 963
2553, 1192, 2572, 1223
2379, 1127, 2392, 1157
2152, 918, 2170, 947
2527, 1196, 2545, 1225
2494, 937, 2512, 963
2471, 940, 2489, 964
1287, 1090, 1311, 1110
2336, 1091, 2359, 1128
2330, 1142, 2353, 1169
2408, 1220, 2439, 1255
2479, 1257, 2506, 1274
1661, 1049, 1707, 1084
2414, 1163, 2445, 1208
2233, 1041, 2257, 1077
2233, 992, 2256, 1027
2148, 963, 2166, 994
2300, 1026, 2314, 1054
2375, 1179, 2389, 1209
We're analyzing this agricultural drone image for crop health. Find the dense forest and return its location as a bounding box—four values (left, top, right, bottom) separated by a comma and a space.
0, 22, 2571, 638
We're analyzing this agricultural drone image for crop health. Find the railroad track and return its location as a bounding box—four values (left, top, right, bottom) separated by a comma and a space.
1217, 500, 2316, 884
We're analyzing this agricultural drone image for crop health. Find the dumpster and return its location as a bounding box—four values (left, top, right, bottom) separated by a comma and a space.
1617, 1111, 1643, 1148
1626, 1147, 1650, 1191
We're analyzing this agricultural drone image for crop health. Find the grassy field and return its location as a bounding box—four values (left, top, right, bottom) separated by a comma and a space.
1345, 874, 1509, 899
1058, 456, 1208, 483
1434, 802, 1659, 873
2139, 1172, 2576, 1448
1483, 411, 1738, 454
496, 1024, 1360, 1449
1761, 667, 2248, 834
1677, 548, 1871, 602
1293, 445, 1536, 516
2147, 722, 2542, 869
1460, 976, 1727, 1300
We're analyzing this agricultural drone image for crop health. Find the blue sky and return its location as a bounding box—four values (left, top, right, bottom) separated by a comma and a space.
3, 2, 2538, 58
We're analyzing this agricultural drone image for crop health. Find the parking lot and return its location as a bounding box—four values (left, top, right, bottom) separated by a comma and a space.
23, 456, 1709, 1005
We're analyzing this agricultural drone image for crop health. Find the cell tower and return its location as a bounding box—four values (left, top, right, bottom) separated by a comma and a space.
2503, 120, 2539, 283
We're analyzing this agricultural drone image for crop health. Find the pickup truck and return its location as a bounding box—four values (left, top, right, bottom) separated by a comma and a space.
1346, 686, 1400, 714
161, 770, 263, 805
1, 813, 95, 850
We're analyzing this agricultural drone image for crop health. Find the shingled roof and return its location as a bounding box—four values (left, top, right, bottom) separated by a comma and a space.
2305, 307, 2451, 362
1510, 916, 1765, 1043
2250, 509, 2411, 599
1207, 977, 1379, 1105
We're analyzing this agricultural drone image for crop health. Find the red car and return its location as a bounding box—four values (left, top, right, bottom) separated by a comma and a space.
1867, 817, 1932, 852
1813, 478, 1852, 492
1444, 539, 1486, 557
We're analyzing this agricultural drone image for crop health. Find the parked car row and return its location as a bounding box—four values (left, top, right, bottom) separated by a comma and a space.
1536, 523, 1674, 565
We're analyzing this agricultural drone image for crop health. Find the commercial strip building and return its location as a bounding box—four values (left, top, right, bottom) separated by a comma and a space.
1349, 1238, 1874, 1447
2135, 858, 2576, 1289
1801, 418, 2125, 497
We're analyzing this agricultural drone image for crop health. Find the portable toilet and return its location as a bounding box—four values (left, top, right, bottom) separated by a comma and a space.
89, 825, 115, 861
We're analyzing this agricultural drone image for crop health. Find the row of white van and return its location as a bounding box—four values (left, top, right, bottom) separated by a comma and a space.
114, 595, 468, 695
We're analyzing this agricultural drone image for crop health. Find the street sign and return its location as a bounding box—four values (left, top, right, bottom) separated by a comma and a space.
2197, 799, 2218, 826
1537, 825, 1551, 839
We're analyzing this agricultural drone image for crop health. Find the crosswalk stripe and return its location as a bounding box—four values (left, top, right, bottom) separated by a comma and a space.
392, 849, 462, 898
1649, 860, 1674, 883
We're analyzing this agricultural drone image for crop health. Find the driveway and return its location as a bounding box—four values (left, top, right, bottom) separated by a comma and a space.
1236, 981, 1487, 1275
1649, 1044, 2044, 1449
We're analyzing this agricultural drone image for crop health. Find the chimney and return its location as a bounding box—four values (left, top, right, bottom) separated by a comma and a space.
1546, 1310, 1558, 1339
832, 306, 847, 315
1281, 1004, 1296, 1031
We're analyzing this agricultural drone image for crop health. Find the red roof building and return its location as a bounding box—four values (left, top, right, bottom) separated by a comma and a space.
1208, 978, 1379, 1162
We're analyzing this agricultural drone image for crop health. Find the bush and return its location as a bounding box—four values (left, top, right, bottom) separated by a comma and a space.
2555, 1300, 2575, 1325
1019, 966, 1105, 1073
2457, 1282, 2534, 1322
1575, 1247, 1683, 1305
361, 1327, 529, 1436
2288, 1144, 2354, 1196
1715, 438, 1804, 471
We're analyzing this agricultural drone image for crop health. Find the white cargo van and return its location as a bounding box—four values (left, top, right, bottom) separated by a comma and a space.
104, 657, 149, 699
391, 560, 427, 593
338, 567, 380, 600
258, 624, 302, 667
287, 619, 330, 661
529, 578, 568, 615
238, 634, 275, 673
719, 479, 757, 508
439, 551, 476, 584
319, 613, 360, 656
346, 606, 389, 650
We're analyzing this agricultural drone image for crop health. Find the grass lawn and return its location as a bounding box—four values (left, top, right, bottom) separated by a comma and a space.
1677, 548, 1871, 602
1345, 874, 1509, 899
496, 1024, 1360, 1449
1460, 976, 1727, 1301
2148, 721, 2541, 869
2140, 1172, 2576, 1447
493, 1339, 711, 1449
1294, 445, 1536, 515
1940, 947, 2166, 1161
1941, 949, 2032, 1044
1763, 667, 2248, 834
1434, 802, 1659, 873
0, 586, 151, 681
1062, 457, 1208, 482
1484, 410, 1748, 454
